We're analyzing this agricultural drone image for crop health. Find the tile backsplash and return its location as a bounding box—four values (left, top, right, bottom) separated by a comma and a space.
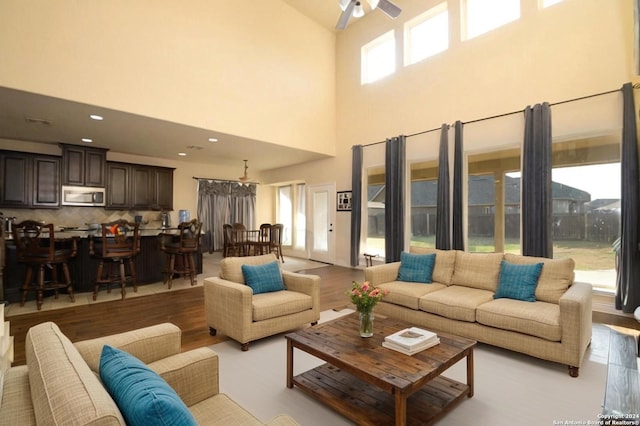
0, 207, 168, 229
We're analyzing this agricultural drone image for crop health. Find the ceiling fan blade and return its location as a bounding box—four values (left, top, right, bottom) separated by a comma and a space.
377, 0, 401, 18
336, 0, 356, 30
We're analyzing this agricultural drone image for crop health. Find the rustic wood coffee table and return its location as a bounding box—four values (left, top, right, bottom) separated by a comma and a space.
285, 313, 476, 426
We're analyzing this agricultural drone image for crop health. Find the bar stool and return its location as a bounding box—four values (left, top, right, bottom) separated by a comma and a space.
160, 219, 202, 289
89, 220, 140, 301
13, 220, 78, 310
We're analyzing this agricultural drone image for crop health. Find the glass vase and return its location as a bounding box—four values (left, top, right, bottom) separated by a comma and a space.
359, 309, 374, 337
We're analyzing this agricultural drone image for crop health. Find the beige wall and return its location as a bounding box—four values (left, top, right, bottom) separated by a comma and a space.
1, 0, 637, 267
0, 0, 336, 156
265, 0, 637, 266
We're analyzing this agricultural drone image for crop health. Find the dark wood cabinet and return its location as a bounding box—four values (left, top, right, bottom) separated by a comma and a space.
0, 151, 60, 208
106, 162, 174, 211
61, 144, 107, 187
106, 162, 132, 209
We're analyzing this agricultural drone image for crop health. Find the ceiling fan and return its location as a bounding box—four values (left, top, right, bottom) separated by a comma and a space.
336, 0, 402, 30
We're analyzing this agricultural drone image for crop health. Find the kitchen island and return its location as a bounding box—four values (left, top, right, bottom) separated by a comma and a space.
3, 228, 203, 304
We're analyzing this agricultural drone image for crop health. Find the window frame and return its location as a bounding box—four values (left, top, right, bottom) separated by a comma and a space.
404, 2, 449, 67
361, 30, 396, 85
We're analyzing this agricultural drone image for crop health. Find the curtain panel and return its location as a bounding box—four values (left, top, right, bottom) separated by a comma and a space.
436, 124, 451, 250
351, 145, 363, 266
385, 136, 405, 262
452, 121, 465, 250
616, 82, 640, 313
522, 103, 553, 258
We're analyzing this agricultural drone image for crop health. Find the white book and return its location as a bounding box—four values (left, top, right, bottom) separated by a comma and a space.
384, 327, 438, 350
382, 338, 440, 356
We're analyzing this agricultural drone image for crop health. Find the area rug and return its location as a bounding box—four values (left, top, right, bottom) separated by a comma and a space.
211, 314, 609, 426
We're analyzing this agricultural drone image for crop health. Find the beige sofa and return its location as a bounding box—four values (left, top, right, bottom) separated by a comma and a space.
204, 254, 320, 351
365, 248, 593, 377
0, 321, 299, 425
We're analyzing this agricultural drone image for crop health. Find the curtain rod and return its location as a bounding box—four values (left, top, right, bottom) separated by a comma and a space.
360, 86, 624, 148
192, 176, 259, 185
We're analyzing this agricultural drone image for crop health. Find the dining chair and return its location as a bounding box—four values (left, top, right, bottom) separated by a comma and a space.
269, 223, 285, 263
251, 223, 272, 256
89, 220, 140, 301
13, 220, 78, 310
160, 219, 202, 288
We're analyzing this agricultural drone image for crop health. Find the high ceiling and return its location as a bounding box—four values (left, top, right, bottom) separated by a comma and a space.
0, 1, 379, 173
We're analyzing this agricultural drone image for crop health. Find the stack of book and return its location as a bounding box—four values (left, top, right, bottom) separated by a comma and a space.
382, 327, 440, 355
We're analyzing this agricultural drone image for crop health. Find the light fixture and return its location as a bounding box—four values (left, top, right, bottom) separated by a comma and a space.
208, 137, 218, 142
89, 114, 103, 121
81, 138, 93, 143
178, 152, 187, 156
239, 160, 251, 182
352, 1, 365, 17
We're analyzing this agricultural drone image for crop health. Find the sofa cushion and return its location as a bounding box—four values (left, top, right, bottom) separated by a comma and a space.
242, 261, 285, 294
504, 253, 575, 304
378, 281, 447, 310
494, 261, 543, 302
397, 251, 436, 283
0, 366, 35, 426
25, 322, 125, 426
476, 298, 561, 341
409, 247, 457, 285
419, 285, 494, 322
252, 290, 313, 321
100, 345, 197, 426
220, 253, 279, 284
451, 251, 503, 292
189, 393, 266, 425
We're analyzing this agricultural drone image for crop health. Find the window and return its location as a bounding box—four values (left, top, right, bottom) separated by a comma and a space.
463, 0, 520, 40
467, 148, 521, 253
404, 3, 448, 66
551, 138, 620, 292
409, 161, 438, 248
277, 183, 306, 249
361, 31, 395, 84
366, 167, 385, 256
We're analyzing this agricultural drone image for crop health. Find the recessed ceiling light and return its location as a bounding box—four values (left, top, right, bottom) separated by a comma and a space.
178, 152, 187, 156
89, 114, 104, 121
81, 138, 93, 143
208, 137, 218, 142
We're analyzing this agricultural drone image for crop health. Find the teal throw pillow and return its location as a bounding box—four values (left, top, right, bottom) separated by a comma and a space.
397, 251, 436, 283
99, 345, 197, 426
494, 260, 544, 302
241, 261, 285, 294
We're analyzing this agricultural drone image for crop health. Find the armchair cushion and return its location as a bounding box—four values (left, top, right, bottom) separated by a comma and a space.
242, 261, 285, 294
100, 345, 197, 426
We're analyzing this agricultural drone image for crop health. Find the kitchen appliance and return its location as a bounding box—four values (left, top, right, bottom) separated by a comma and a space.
160, 212, 171, 228
61, 186, 106, 207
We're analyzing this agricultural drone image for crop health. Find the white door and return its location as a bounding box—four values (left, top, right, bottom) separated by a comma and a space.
308, 183, 335, 264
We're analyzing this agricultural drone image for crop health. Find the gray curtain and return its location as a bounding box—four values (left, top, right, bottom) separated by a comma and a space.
522, 103, 552, 258
616, 82, 640, 313
385, 136, 405, 262
351, 145, 363, 266
452, 121, 465, 250
196, 180, 256, 253
436, 124, 451, 250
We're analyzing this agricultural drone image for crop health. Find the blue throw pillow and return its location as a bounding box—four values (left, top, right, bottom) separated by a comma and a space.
241, 261, 285, 294
397, 251, 436, 283
99, 345, 197, 426
494, 260, 544, 302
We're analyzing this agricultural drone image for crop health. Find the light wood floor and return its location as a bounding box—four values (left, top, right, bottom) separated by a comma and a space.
7, 264, 364, 366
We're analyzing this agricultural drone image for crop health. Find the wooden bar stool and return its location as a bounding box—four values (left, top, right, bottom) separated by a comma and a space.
89, 220, 140, 301
13, 220, 78, 310
160, 219, 202, 289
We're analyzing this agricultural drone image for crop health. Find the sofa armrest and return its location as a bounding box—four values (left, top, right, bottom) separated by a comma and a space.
558, 281, 593, 366
283, 271, 320, 318
149, 347, 219, 407
203, 277, 254, 341
364, 262, 401, 286
74, 323, 182, 373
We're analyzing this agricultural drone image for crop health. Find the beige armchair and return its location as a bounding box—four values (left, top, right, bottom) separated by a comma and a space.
204, 254, 320, 351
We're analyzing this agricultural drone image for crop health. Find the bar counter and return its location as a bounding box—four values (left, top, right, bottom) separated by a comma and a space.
3, 228, 203, 304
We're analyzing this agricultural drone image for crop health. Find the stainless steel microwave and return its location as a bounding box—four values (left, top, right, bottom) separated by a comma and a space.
61, 185, 106, 207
